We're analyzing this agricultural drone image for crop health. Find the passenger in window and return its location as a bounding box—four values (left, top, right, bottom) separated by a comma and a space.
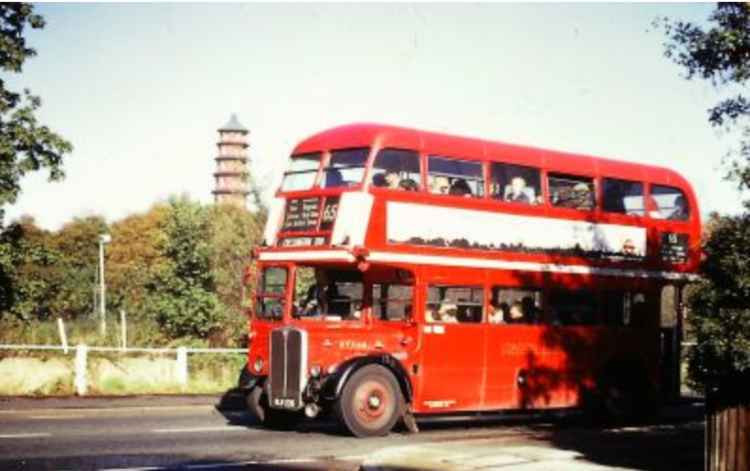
429, 176, 450, 195
574, 183, 593, 209
506, 302, 525, 323
372, 173, 387, 187
438, 303, 459, 323
384, 169, 402, 190
489, 302, 509, 324
504, 177, 532, 204
669, 195, 689, 221
449, 178, 472, 197
521, 296, 540, 323
425, 305, 438, 323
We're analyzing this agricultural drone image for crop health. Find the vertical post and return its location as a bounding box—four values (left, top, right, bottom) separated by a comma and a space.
74, 344, 88, 396
176, 347, 188, 386
120, 310, 127, 351
99, 240, 106, 336
57, 317, 68, 354
674, 284, 684, 400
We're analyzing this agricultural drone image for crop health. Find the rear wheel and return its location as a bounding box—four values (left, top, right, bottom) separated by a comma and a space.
246, 385, 299, 430
335, 364, 403, 437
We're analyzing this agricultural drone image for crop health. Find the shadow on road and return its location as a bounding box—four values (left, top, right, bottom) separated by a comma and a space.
0, 455, 350, 471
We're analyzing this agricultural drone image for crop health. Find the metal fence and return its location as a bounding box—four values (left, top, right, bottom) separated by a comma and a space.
0, 344, 246, 395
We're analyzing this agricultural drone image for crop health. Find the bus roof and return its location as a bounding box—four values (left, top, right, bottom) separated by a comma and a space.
292, 123, 692, 189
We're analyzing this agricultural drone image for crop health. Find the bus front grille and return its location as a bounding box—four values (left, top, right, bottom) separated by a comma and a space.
269, 327, 307, 410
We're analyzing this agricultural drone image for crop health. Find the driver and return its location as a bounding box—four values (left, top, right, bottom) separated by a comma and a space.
301, 269, 339, 316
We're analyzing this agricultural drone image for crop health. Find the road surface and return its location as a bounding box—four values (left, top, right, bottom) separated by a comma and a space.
0, 394, 705, 471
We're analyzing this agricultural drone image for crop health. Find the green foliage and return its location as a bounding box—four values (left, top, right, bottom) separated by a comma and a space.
0, 3, 72, 320
660, 4, 750, 394
144, 197, 225, 339
205, 203, 263, 344
0, 217, 57, 320
0, 4, 72, 223
107, 204, 169, 318
659, 3, 750, 193
687, 214, 750, 391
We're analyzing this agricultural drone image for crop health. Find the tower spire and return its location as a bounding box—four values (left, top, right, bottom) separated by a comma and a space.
212, 113, 250, 208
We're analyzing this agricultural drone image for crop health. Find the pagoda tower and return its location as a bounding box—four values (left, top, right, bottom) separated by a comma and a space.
212, 114, 250, 207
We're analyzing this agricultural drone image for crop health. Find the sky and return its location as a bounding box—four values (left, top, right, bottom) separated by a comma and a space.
3, 3, 743, 230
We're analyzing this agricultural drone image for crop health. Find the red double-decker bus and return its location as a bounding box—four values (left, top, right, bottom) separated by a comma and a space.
240, 123, 700, 437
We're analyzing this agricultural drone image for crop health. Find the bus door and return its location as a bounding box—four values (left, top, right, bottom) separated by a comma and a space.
417, 284, 486, 412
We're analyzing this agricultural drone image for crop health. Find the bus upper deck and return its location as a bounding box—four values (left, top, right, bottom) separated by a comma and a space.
260, 123, 700, 279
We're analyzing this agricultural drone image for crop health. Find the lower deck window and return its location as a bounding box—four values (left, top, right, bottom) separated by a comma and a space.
426, 285, 483, 323
373, 284, 414, 321
293, 267, 363, 320
490, 287, 542, 324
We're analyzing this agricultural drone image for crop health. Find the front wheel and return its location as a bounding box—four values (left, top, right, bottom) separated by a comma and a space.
335, 364, 403, 437
246, 385, 299, 430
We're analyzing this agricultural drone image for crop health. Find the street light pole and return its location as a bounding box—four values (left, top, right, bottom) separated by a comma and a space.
99, 234, 111, 336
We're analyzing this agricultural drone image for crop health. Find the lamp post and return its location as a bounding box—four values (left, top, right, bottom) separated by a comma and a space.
98, 234, 111, 336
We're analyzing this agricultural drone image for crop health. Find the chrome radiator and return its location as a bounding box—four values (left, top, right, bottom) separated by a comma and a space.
269, 327, 308, 410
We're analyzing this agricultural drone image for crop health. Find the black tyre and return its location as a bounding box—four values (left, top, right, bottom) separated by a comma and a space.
246, 385, 299, 430
335, 364, 403, 438
598, 367, 657, 425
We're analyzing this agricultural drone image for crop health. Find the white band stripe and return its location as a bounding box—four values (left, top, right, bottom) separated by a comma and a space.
258, 249, 699, 281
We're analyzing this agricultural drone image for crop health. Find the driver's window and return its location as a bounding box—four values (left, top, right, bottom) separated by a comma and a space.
255, 267, 287, 321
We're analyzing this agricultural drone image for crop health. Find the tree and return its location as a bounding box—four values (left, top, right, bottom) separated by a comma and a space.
206, 203, 264, 344
660, 7, 750, 468
660, 2, 750, 388
660, 3, 750, 195
0, 4, 72, 225
107, 204, 169, 318
144, 197, 225, 339
0, 216, 58, 321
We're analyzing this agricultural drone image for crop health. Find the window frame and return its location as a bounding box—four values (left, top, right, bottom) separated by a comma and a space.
426, 155, 485, 199
547, 171, 597, 212
280, 152, 323, 193
321, 147, 371, 189
370, 148, 422, 192
648, 183, 690, 222
601, 177, 646, 218
488, 286, 544, 325
488, 161, 543, 205
425, 284, 485, 324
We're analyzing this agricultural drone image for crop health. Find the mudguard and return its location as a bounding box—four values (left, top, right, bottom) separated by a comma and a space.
321, 354, 413, 404
237, 363, 262, 391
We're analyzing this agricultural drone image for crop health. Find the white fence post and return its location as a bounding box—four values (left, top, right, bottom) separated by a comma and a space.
120, 310, 127, 352
176, 347, 188, 386
57, 318, 68, 354
74, 344, 88, 396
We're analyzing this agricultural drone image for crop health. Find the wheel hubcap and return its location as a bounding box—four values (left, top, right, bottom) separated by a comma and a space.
368, 395, 381, 409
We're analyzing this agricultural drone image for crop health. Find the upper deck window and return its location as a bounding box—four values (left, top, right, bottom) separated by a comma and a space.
427, 156, 484, 198
549, 173, 595, 210
650, 184, 689, 221
489, 162, 541, 205
371, 149, 420, 191
281, 153, 321, 192
323, 148, 369, 188
603, 178, 645, 216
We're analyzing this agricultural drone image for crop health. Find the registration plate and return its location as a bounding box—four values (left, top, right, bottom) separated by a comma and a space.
272, 398, 297, 409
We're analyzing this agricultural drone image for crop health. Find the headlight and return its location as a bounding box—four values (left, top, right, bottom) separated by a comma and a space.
253, 358, 264, 373
310, 364, 322, 377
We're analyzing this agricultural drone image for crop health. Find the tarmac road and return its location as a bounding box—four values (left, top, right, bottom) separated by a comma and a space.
0, 394, 705, 471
